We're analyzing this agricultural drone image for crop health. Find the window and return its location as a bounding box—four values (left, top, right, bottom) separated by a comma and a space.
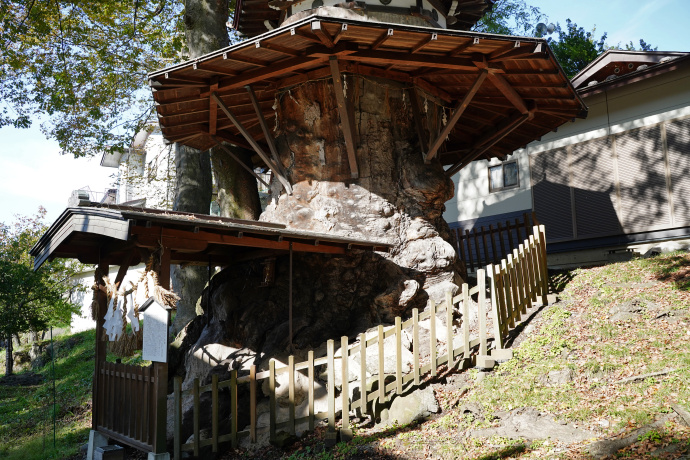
488, 161, 519, 192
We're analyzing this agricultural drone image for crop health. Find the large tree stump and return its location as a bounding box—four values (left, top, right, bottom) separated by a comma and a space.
262, 76, 464, 299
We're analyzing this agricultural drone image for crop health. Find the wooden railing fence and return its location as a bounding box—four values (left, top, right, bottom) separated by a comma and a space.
96, 361, 161, 452
488, 225, 549, 351
453, 212, 540, 272
173, 281, 492, 457
173, 224, 551, 458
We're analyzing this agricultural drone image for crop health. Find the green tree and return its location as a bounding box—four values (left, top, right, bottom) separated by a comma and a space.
548, 19, 657, 79
1, 1, 260, 333
548, 19, 608, 79
473, 0, 546, 35
0, 208, 82, 376
0, 0, 185, 158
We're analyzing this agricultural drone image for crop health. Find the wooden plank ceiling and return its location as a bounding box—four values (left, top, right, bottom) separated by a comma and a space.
149, 15, 587, 177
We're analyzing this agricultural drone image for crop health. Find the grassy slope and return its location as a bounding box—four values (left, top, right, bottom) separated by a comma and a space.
2, 252, 689, 459
224, 252, 690, 459
0, 330, 95, 459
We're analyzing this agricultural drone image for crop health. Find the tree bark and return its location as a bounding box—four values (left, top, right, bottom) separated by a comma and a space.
210, 147, 261, 219
171, 144, 213, 335
171, 0, 262, 334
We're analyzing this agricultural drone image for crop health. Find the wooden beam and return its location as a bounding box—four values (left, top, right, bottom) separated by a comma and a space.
195, 62, 238, 77
209, 79, 219, 135
448, 37, 478, 57
333, 23, 348, 45
411, 33, 437, 54
371, 28, 394, 50
329, 56, 359, 179
408, 87, 428, 155
445, 110, 534, 176
341, 50, 477, 71
210, 136, 270, 188
255, 40, 300, 57
132, 226, 349, 255
311, 21, 334, 48
487, 73, 529, 114
245, 85, 293, 194
425, 68, 488, 163
208, 56, 322, 95
212, 92, 282, 171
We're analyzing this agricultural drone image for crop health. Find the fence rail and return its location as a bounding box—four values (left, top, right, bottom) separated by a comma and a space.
173, 224, 550, 458
452, 212, 540, 272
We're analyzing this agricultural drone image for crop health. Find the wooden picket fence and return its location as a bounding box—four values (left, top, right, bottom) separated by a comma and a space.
487, 225, 549, 350
453, 212, 540, 272
172, 224, 551, 458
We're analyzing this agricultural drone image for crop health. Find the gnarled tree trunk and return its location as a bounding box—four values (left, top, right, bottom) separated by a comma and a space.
171, 0, 261, 334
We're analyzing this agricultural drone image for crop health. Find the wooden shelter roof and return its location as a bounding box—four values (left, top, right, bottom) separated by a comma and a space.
30, 204, 392, 270
232, 0, 496, 38
148, 14, 587, 178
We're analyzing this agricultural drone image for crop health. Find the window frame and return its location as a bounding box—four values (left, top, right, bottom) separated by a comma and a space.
488, 160, 520, 193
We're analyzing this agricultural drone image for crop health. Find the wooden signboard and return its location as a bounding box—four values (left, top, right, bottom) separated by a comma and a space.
139, 297, 171, 363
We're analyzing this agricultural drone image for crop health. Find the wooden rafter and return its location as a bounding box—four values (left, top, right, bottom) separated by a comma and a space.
212, 93, 293, 193
329, 56, 358, 179
487, 73, 529, 114
209, 78, 219, 135
371, 28, 394, 51
411, 33, 437, 54
333, 23, 348, 45
341, 50, 477, 71
425, 68, 488, 163
206, 56, 322, 96
311, 21, 334, 48
445, 109, 534, 177
245, 84, 293, 194
255, 40, 300, 57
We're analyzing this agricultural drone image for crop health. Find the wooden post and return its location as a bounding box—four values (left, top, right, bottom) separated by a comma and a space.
502, 259, 514, 328
430, 303, 437, 377
395, 317, 402, 394
465, 229, 474, 272
93, 261, 108, 430
327, 339, 336, 431
377, 325, 385, 404
462, 283, 470, 360
231, 369, 238, 448
538, 225, 549, 305
487, 265, 503, 349
359, 333, 368, 416
153, 247, 170, 455
289, 242, 293, 352
308, 351, 315, 431
477, 271, 487, 357
288, 355, 296, 435
445, 290, 453, 367
269, 359, 276, 442
341, 336, 351, 440
250, 365, 257, 442
413, 308, 420, 385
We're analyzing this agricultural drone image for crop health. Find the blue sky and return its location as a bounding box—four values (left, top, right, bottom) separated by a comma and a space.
1, 0, 689, 225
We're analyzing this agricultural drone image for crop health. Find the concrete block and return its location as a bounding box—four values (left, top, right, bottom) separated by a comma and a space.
490, 348, 513, 362
86, 430, 108, 460
147, 453, 171, 460
94, 445, 124, 460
